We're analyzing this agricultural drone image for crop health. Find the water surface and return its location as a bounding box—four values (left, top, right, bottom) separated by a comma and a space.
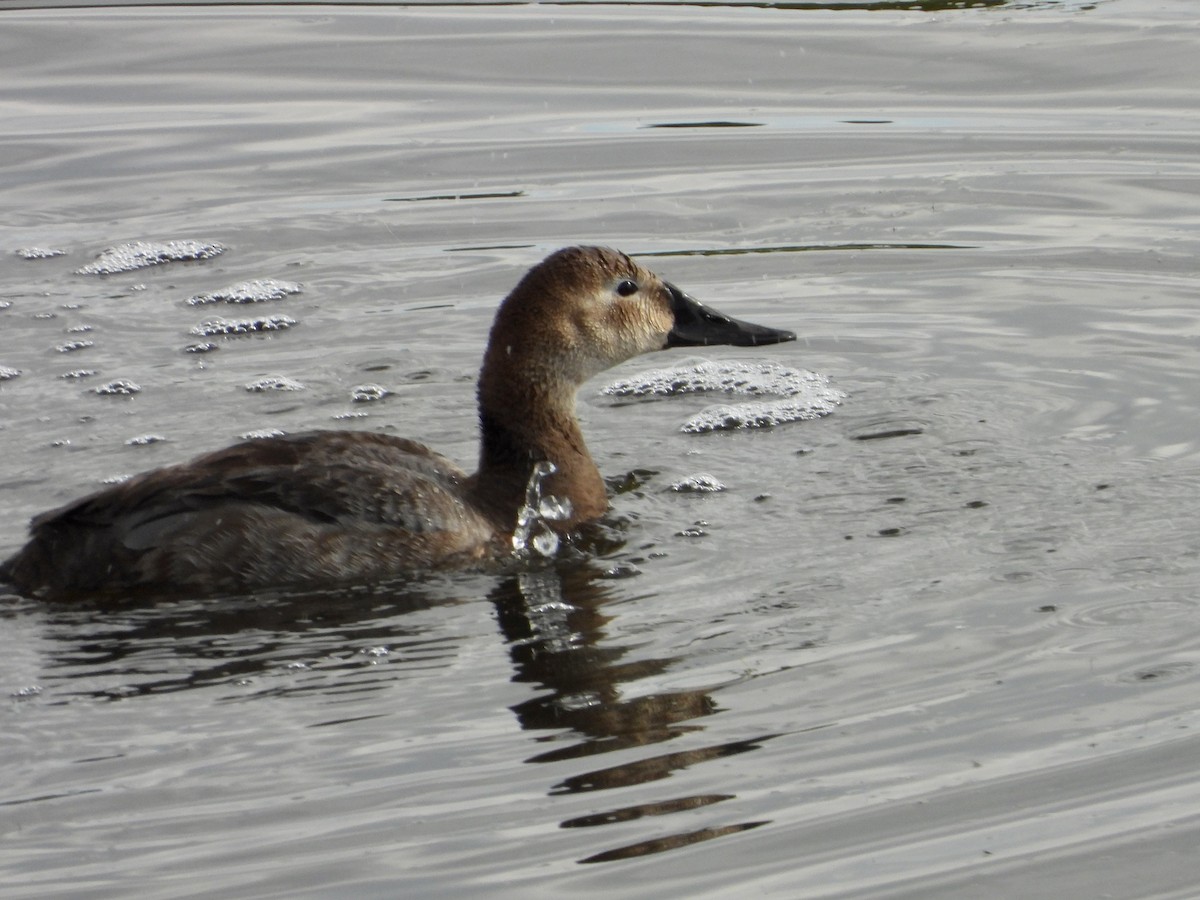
3, 0, 1200, 896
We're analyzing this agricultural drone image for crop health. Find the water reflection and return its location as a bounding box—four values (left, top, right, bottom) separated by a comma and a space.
492, 565, 777, 863
16, 559, 779, 863
30, 578, 470, 701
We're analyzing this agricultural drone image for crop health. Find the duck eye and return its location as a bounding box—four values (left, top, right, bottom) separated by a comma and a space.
615, 280, 639, 297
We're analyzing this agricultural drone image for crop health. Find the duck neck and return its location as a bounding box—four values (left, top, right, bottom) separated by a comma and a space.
470, 375, 607, 531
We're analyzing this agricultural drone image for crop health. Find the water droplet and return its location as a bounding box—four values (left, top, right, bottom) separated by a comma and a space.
511, 461, 573, 560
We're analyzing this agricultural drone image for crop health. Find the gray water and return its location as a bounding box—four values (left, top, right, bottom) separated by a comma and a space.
3, 1, 1200, 896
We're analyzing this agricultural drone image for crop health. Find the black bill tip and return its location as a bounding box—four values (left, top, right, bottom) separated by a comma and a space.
665, 282, 796, 348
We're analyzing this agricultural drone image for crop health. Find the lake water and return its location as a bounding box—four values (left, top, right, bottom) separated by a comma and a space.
3, 0, 1200, 896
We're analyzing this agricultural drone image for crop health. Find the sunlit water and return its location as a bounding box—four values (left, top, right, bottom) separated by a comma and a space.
3, 1, 1200, 897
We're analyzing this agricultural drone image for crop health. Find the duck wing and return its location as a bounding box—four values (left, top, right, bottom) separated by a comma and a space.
5, 431, 492, 597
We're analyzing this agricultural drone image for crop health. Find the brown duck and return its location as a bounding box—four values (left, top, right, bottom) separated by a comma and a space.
1, 246, 794, 599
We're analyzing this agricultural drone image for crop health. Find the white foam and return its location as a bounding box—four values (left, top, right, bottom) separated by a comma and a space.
245, 376, 304, 393
671, 473, 727, 493
76, 240, 224, 275
187, 279, 302, 306
16, 247, 67, 259
94, 379, 141, 396
351, 383, 391, 403
191, 314, 296, 336
603, 360, 844, 432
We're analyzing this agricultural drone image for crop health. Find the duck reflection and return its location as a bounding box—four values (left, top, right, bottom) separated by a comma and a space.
489, 564, 775, 863
22, 577, 472, 701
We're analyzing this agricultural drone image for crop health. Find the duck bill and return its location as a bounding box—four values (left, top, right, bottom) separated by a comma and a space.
665, 282, 796, 348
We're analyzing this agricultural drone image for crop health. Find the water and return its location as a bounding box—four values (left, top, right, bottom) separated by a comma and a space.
2, 0, 1200, 896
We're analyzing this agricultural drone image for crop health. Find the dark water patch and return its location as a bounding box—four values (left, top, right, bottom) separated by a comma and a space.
645, 121, 763, 129
851, 426, 926, 441
1117, 662, 1194, 685
562, 792, 734, 827
579, 819, 770, 864
384, 190, 524, 203
548, 733, 782, 794
635, 243, 974, 259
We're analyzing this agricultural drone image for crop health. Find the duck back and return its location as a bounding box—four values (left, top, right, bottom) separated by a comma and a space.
3, 432, 497, 599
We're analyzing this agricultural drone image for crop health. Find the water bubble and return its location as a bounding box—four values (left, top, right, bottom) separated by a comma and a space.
187, 279, 302, 305
351, 383, 391, 403
56, 339, 94, 353
603, 360, 844, 432
240, 428, 286, 440
531, 529, 560, 557
125, 434, 166, 445
671, 473, 727, 493
16, 247, 67, 260
76, 239, 224, 275
245, 376, 304, 392
192, 314, 296, 336
0, 365, 20, 381
95, 379, 141, 396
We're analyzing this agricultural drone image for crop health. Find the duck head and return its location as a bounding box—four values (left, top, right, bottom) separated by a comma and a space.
472, 246, 796, 529
480, 246, 796, 392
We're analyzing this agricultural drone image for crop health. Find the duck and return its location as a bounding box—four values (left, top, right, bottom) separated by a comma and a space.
1, 246, 795, 600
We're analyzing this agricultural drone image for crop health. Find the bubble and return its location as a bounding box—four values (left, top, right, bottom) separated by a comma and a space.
76, 239, 224, 275
187, 279, 302, 305
351, 383, 391, 403
95, 379, 141, 396
245, 376, 304, 393
603, 360, 844, 432
16, 247, 67, 260
56, 339, 94, 353
192, 314, 296, 336
671, 473, 727, 493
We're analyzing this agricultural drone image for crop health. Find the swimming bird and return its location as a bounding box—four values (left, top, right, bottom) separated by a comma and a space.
1, 246, 794, 599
